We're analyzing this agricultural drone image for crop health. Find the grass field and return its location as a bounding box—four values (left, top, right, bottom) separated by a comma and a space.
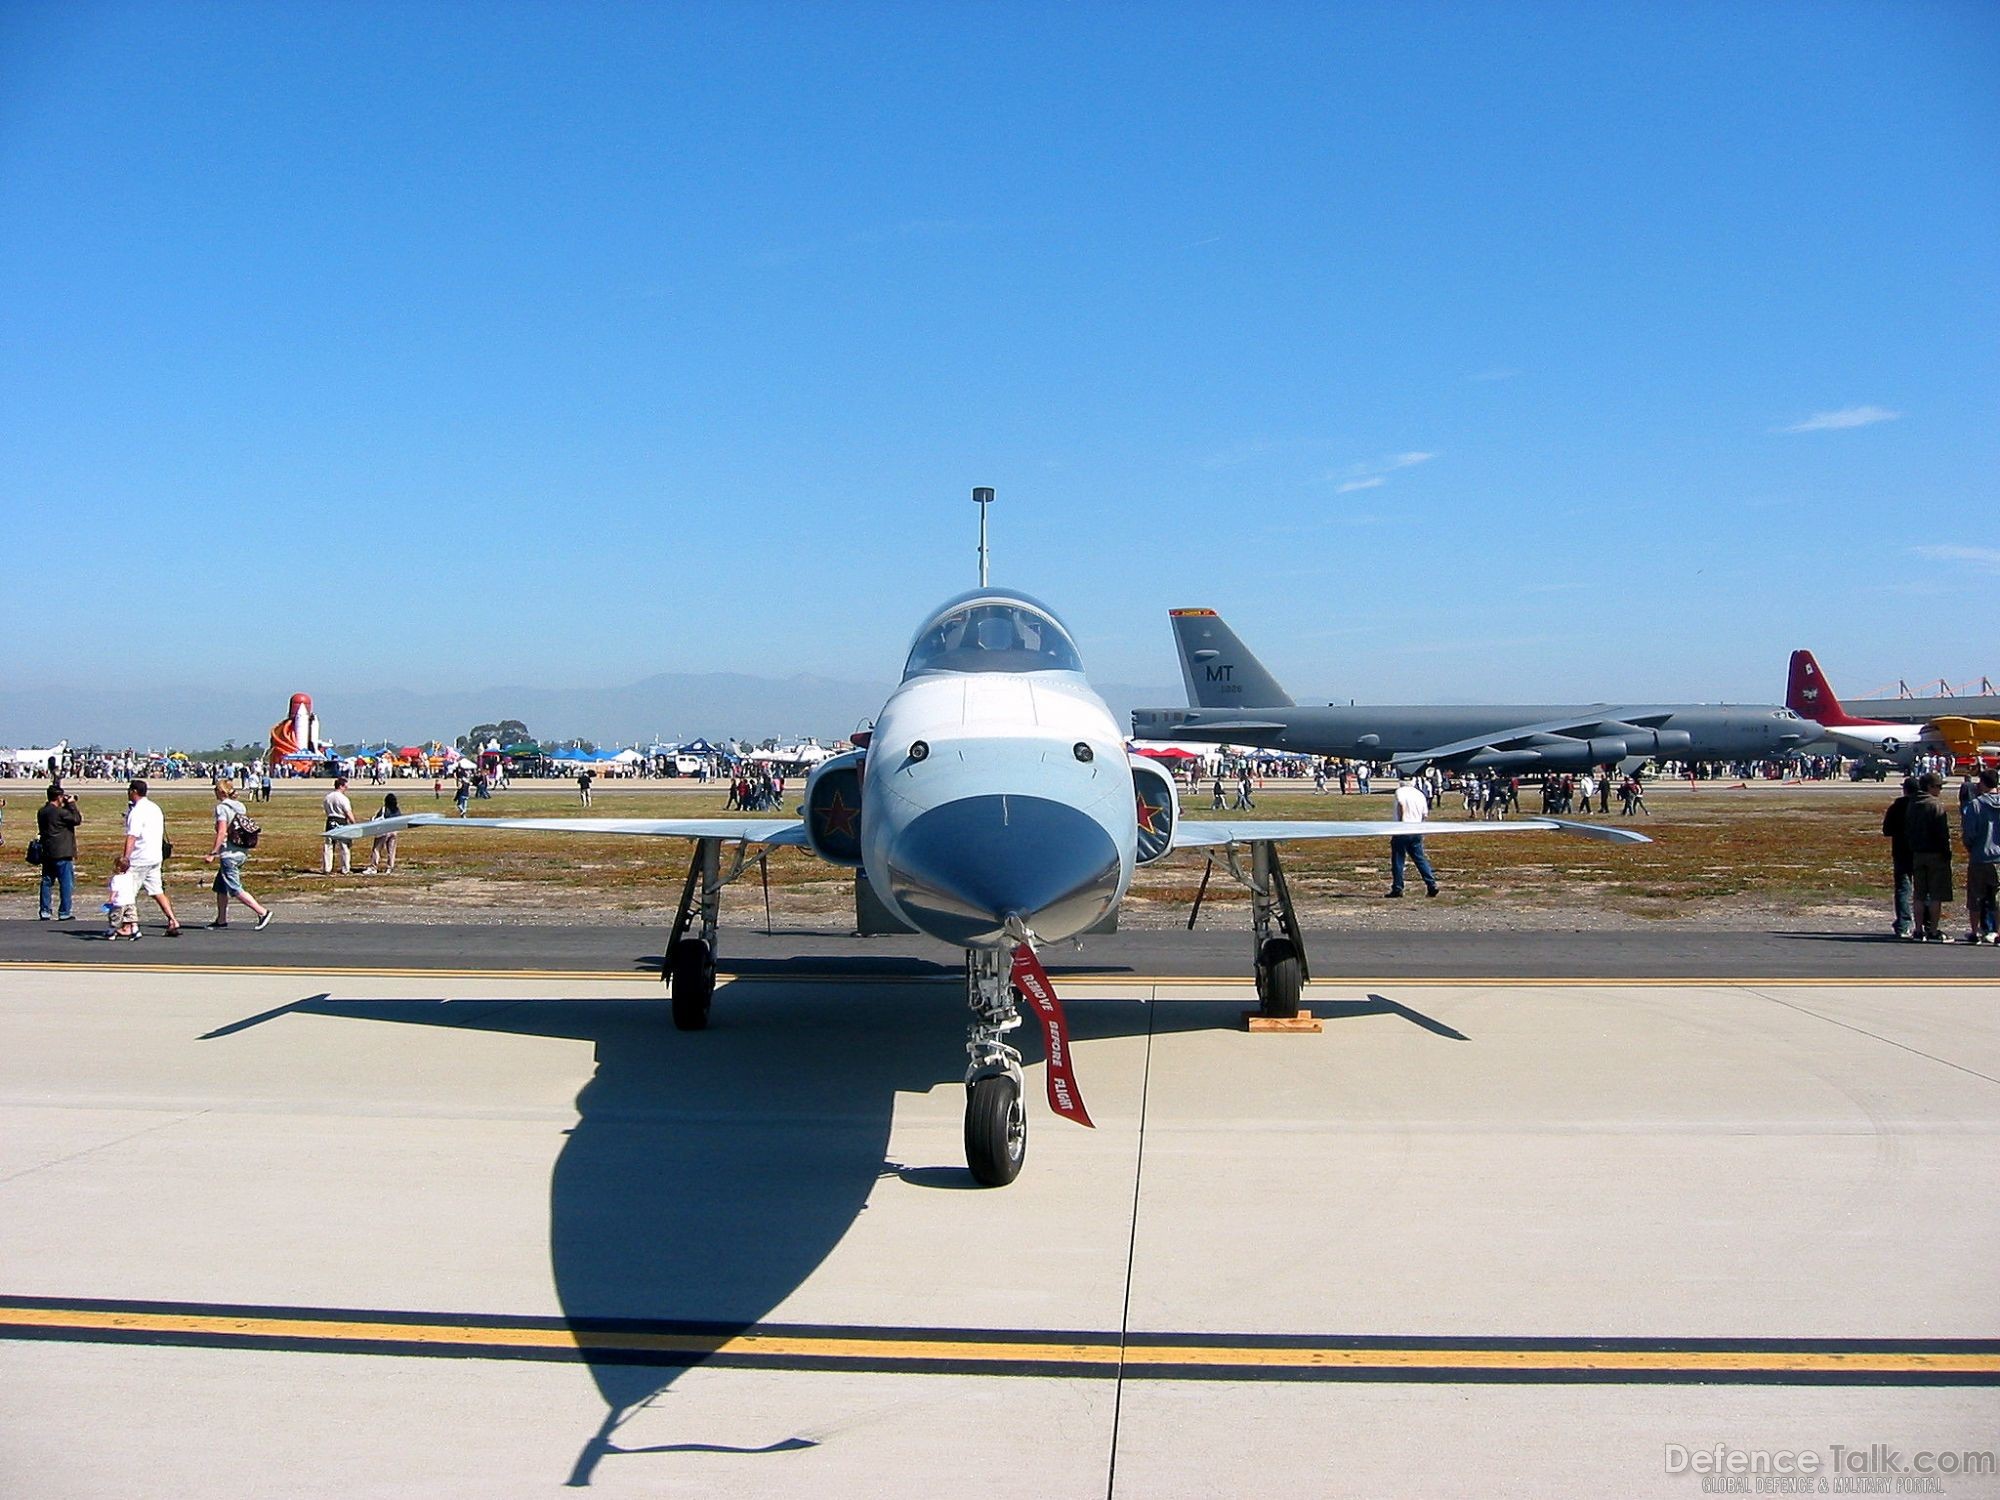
0, 779, 1896, 931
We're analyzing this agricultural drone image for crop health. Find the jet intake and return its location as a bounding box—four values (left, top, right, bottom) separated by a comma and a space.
1129, 756, 1179, 865
1583, 735, 1630, 764
802, 750, 866, 866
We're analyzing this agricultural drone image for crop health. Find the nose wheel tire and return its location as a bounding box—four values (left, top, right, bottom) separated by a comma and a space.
669, 937, 715, 1031
965, 1074, 1027, 1186
1255, 937, 1303, 1019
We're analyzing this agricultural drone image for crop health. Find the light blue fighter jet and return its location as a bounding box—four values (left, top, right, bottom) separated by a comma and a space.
333, 583, 1647, 1186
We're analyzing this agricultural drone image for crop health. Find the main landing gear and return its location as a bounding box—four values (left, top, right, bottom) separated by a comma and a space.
1229, 840, 1310, 1020
963, 946, 1027, 1185
663, 837, 749, 1031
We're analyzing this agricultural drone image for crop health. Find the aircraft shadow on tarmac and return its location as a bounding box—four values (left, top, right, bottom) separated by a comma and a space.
204, 982, 1463, 1485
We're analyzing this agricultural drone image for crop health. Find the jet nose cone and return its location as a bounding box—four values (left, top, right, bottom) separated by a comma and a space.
885, 794, 1122, 947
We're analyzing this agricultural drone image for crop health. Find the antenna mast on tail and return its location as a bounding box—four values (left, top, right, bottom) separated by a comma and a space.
973, 486, 994, 586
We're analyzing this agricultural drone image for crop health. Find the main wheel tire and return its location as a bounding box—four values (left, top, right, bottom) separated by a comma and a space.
1256, 937, 1303, 1019
669, 937, 714, 1031
964, 1074, 1027, 1186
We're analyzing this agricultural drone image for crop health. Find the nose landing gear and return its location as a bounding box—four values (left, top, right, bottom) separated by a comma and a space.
963, 946, 1027, 1185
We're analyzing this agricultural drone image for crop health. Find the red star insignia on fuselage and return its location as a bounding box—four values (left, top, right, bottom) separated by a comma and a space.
818, 789, 859, 839
1135, 795, 1163, 835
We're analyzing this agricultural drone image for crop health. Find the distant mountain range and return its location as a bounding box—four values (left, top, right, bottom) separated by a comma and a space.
0, 672, 1185, 751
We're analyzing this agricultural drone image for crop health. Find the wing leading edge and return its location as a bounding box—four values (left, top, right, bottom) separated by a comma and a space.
327, 813, 810, 846
1172, 817, 1651, 848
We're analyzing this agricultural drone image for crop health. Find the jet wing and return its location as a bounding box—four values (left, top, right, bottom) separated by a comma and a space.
1388, 709, 1676, 768
328, 813, 810, 846
1172, 817, 1651, 848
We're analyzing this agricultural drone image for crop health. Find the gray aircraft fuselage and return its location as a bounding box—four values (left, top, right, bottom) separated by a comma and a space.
1131, 702, 1812, 769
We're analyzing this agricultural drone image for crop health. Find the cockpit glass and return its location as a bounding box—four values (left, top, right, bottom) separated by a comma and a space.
903, 596, 1083, 678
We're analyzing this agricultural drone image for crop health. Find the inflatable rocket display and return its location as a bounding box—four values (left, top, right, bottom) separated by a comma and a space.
269, 692, 326, 763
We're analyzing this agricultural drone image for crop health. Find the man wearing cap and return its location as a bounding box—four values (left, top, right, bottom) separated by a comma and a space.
36, 784, 82, 921
1906, 772, 1956, 943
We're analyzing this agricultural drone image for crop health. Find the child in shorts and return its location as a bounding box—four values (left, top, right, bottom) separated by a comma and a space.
104, 867, 140, 941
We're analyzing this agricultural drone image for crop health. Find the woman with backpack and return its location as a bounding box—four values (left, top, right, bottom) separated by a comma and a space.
205, 778, 273, 930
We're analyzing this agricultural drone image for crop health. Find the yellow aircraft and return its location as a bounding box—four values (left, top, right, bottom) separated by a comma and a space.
1931, 717, 2000, 767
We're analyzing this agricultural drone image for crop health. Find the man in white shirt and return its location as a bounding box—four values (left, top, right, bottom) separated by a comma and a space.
1388, 773, 1439, 898
119, 779, 182, 935
322, 776, 356, 875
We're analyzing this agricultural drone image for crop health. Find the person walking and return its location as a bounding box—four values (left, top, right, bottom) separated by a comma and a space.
118, 778, 181, 936
35, 783, 82, 921
322, 776, 355, 875
365, 792, 403, 874
1210, 776, 1225, 811
578, 769, 594, 807
1961, 768, 2000, 945
1881, 775, 1920, 940
1906, 772, 1956, 942
1386, 773, 1439, 898
205, 779, 272, 929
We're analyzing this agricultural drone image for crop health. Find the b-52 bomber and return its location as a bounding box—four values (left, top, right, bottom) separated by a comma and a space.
334, 503, 1647, 1186
1132, 610, 1816, 773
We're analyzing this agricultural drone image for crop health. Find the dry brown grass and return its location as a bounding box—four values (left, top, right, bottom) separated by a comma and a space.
0, 779, 1895, 929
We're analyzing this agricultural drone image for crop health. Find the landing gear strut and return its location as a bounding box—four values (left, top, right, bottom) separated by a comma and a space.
1226, 841, 1311, 1019
963, 946, 1027, 1185
664, 837, 744, 1031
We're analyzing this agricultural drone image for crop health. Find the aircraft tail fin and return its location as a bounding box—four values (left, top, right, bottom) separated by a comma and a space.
1170, 610, 1294, 709
1787, 649, 1858, 725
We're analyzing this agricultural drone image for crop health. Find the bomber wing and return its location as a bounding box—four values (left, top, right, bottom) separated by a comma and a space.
1172, 817, 1650, 849
328, 813, 810, 846
1387, 709, 1677, 770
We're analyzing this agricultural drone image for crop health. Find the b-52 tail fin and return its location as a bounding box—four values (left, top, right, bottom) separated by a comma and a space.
1170, 609, 1294, 709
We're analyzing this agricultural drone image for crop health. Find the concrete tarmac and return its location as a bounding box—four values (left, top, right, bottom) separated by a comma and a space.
6, 915, 1997, 981
1, 956, 1996, 1497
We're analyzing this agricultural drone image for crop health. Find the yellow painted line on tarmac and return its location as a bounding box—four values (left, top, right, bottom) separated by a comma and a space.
0, 1305, 1105, 1365
0, 960, 1993, 988
1118, 1345, 2000, 1375
1, 1302, 1992, 1380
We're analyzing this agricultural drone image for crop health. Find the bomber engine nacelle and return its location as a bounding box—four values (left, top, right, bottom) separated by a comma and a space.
1465, 735, 1629, 771
1593, 723, 1692, 760
1129, 756, 1180, 865
802, 749, 866, 866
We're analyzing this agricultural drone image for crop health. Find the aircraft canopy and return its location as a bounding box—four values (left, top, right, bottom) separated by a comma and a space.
903, 589, 1082, 680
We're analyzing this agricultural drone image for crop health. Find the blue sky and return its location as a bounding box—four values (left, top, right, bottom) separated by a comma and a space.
3, 1, 1995, 712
